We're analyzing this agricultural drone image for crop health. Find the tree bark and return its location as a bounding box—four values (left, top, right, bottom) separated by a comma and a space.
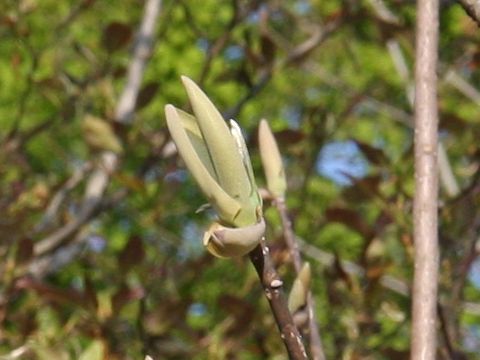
411, 0, 440, 359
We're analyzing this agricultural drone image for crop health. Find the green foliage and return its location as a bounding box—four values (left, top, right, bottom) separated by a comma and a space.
2, 0, 480, 358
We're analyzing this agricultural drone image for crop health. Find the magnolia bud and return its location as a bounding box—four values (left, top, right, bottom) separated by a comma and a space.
288, 262, 311, 313
258, 119, 287, 198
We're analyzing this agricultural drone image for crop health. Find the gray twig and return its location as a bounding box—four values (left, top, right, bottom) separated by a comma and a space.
456, 0, 480, 26
34, 0, 163, 255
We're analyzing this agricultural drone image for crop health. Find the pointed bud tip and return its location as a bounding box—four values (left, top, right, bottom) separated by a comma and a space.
164, 105, 178, 126
180, 75, 195, 89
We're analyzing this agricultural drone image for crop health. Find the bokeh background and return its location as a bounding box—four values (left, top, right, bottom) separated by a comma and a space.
1, 0, 480, 358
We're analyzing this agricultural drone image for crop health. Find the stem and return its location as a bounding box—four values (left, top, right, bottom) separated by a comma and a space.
248, 240, 308, 360
456, 0, 480, 27
411, 0, 440, 359
275, 198, 326, 360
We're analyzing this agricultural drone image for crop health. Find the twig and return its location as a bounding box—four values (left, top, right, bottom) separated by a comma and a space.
456, 0, 480, 26
298, 237, 480, 316
385, 37, 460, 198
0, 344, 30, 360
34, 153, 116, 256
444, 69, 480, 106
56, 0, 98, 32
248, 240, 308, 360
197, 1, 243, 85
225, 70, 272, 120
411, 0, 440, 358
275, 198, 326, 360
115, 0, 162, 125
33, 0, 162, 255
225, 10, 343, 121
33, 162, 92, 234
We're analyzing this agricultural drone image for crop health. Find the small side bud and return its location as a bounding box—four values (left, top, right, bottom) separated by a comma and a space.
258, 119, 287, 198
83, 115, 123, 154
288, 262, 311, 313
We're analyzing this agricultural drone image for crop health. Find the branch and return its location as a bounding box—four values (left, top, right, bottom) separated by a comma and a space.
385, 38, 460, 198
275, 198, 326, 360
249, 240, 308, 360
115, 0, 163, 125
33, 152, 116, 256
33, 162, 92, 234
298, 237, 480, 316
456, 0, 480, 26
411, 0, 440, 358
34, 0, 162, 255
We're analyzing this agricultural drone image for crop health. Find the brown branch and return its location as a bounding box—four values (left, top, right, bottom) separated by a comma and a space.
456, 0, 480, 26
411, 0, 440, 358
249, 239, 308, 360
275, 198, 326, 360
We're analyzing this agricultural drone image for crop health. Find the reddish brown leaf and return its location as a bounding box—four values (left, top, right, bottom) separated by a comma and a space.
18, 310, 37, 337
332, 253, 354, 290
260, 33, 276, 65
274, 129, 305, 146
251, 127, 305, 150
136, 82, 159, 110
343, 175, 382, 202
102, 22, 133, 53
439, 111, 468, 134
15, 277, 88, 308
83, 276, 98, 311
354, 140, 388, 166
218, 294, 254, 336
15, 237, 33, 265
366, 264, 389, 280
325, 207, 373, 238
112, 283, 145, 315
112, 65, 127, 78
118, 236, 145, 272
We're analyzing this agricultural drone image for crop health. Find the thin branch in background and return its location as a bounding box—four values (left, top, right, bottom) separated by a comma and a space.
248, 240, 308, 360
33, 152, 116, 256
33, 0, 163, 255
456, 0, 480, 26
443, 69, 480, 106
298, 236, 480, 317
33, 162, 92, 234
226, 9, 344, 120
197, 0, 243, 85
115, 0, 162, 125
411, 0, 440, 358
275, 198, 326, 360
8, 41, 39, 138
385, 37, 460, 198
55, 0, 98, 32
437, 303, 457, 359
225, 70, 272, 120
